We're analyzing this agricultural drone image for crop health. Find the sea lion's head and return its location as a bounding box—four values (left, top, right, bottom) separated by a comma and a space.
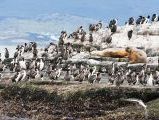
125, 47, 132, 53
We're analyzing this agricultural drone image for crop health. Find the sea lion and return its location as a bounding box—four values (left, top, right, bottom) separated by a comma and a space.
91, 47, 147, 64
125, 47, 147, 64
91, 48, 128, 58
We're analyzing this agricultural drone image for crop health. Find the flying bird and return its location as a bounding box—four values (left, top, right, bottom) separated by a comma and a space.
123, 98, 148, 119
124, 98, 147, 108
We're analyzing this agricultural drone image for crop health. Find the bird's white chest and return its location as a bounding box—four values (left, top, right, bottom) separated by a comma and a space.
19, 61, 26, 69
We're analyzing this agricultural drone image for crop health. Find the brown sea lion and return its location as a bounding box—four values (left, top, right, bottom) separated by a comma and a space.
91, 48, 129, 58
91, 47, 147, 64
125, 47, 147, 64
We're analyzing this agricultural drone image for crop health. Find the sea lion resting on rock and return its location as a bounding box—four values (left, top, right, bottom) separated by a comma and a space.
91, 48, 129, 58
91, 47, 147, 64
125, 47, 147, 64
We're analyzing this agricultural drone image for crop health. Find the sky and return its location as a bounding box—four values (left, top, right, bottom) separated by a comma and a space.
0, 0, 159, 57
0, 0, 159, 24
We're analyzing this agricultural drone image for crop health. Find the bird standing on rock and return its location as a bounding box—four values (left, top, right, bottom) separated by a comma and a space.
96, 21, 102, 29
39, 58, 45, 71
21, 70, 28, 81
0, 59, 5, 72
34, 69, 44, 81
89, 33, 93, 43
81, 32, 86, 42
95, 72, 101, 83
109, 19, 118, 34
128, 17, 135, 25
147, 72, 154, 86
144, 15, 150, 24
110, 24, 117, 34
64, 71, 71, 83
77, 26, 84, 34
15, 72, 23, 82
128, 30, 133, 40
14, 50, 19, 59
32, 48, 38, 58
56, 68, 62, 79
103, 35, 112, 46
4, 48, 9, 59
19, 58, 26, 70
152, 14, 158, 22
88, 68, 96, 84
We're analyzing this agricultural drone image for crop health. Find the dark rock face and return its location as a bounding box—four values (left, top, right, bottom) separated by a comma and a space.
0, 85, 159, 120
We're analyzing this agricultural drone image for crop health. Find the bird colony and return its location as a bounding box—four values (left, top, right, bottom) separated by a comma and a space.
0, 14, 159, 87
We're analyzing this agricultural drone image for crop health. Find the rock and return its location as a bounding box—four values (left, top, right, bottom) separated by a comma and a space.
146, 48, 159, 57
71, 52, 90, 59
137, 29, 159, 36
87, 59, 112, 66
22, 52, 33, 59
62, 117, 74, 120
147, 57, 158, 66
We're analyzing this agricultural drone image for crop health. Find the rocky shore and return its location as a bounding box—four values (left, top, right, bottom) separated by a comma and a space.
0, 82, 159, 120
0, 15, 159, 120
